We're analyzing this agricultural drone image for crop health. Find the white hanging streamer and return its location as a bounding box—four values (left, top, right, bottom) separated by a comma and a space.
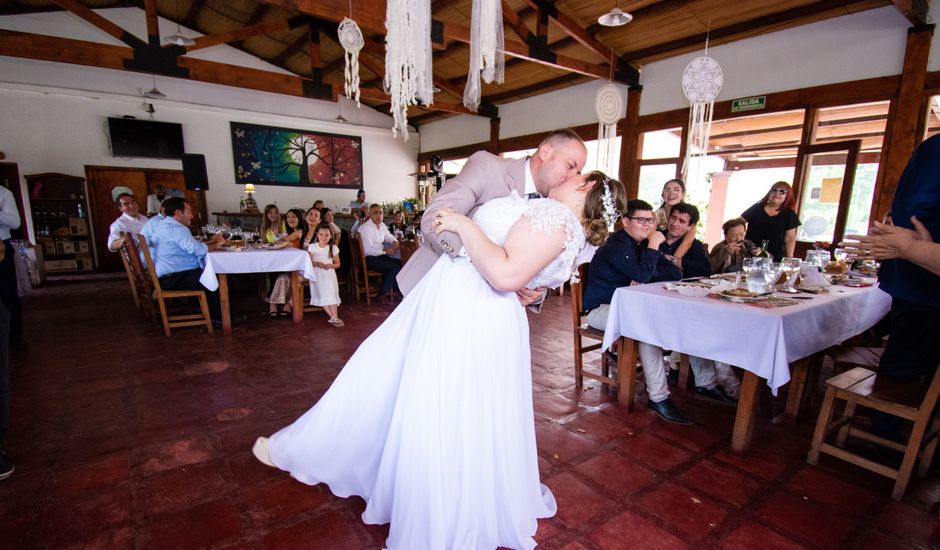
594, 83, 624, 175
385, 0, 434, 140
681, 55, 722, 187
338, 18, 364, 107
463, 0, 504, 111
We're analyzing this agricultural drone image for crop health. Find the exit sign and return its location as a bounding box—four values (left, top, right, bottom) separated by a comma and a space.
731, 96, 766, 113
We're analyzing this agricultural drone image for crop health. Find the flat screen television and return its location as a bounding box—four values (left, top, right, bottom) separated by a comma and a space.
107, 117, 185, 159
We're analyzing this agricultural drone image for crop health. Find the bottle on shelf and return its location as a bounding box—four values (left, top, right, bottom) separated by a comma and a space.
76, 203, 84, 218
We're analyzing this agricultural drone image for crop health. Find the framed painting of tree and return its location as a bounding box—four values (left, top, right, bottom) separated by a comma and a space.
230, 122, 362, 188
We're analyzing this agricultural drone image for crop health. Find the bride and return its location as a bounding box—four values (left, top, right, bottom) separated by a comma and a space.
254, 171, 626, 549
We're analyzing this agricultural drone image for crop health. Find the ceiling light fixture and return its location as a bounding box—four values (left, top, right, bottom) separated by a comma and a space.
335, 99, 348, 123
598, 6, 633, 27
164, 0, 196, 46
142, 75, 166, 99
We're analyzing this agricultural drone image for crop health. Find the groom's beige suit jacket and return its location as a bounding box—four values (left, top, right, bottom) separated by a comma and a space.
397, 151, 528, 295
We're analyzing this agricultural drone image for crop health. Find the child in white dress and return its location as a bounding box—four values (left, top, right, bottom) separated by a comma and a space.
308, 223, 343, 326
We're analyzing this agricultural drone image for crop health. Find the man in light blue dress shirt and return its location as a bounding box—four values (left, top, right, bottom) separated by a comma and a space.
146, 197, 228, 325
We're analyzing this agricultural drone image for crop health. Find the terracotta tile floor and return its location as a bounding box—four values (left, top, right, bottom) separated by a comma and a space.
3, 278, 939, 549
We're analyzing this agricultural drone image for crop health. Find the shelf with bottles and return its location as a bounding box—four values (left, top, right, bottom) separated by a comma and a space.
25, 172, 94, 272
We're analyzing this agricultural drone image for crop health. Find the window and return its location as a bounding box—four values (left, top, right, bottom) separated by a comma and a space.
926, 94, 940, 140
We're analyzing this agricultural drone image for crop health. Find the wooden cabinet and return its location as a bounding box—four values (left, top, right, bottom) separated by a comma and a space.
26, 173, 94, 273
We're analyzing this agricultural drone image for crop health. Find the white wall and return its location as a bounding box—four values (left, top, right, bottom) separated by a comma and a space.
0, 8, 419, 238
420, 5, 924, 152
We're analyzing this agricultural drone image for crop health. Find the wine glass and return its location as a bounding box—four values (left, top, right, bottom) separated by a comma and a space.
742, 257, 758, 280
780, 257, 802, 293
762, 262, 782, 294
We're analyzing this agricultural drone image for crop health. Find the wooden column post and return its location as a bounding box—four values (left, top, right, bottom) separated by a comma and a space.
618, 86, 643, 199
488, 117, 500, 154
871, 24, 934, 224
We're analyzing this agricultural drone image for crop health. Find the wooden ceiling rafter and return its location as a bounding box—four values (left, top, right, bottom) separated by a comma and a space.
143, 0, 158, 45
50, 0, 147, 49
891, 0, 930, 25
182, 0, 204, 28
622, 0, 880, 62
521, 0, 617, 65
185, 16, 308, 52
271, 28, 309, 65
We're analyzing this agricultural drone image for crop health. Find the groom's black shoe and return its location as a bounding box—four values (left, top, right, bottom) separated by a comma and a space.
648, 398, 693, 425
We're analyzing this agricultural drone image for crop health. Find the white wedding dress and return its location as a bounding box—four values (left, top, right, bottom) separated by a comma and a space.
266, 192, 584, 549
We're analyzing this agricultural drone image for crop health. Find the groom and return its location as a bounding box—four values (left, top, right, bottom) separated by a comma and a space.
397, 128, 588, 304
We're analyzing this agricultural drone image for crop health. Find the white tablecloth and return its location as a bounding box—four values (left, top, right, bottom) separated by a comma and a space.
199, 248, 316, 291
601, 283, 892, 392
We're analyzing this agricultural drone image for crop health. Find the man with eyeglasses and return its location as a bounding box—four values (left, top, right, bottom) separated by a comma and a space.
582, 200, 697, 424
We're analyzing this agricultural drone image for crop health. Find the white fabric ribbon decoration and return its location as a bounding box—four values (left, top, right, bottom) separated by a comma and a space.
337, 18, 364, 107
385, 0, 434, 140
681, 55, 722, 187
463, 0, 504, 111
594, 83, 625, 176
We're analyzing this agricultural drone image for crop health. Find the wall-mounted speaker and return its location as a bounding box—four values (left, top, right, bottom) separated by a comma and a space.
181, 153, 209, 191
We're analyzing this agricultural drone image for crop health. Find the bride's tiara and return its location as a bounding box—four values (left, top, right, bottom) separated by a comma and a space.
600, 176, 618, 231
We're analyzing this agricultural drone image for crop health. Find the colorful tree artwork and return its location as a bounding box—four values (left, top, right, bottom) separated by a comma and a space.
230, 122, 362, 188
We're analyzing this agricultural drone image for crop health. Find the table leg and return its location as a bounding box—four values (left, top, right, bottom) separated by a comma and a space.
731, 370, 760, 453
291, 272, 303, 324
616, 336, 638, 412
219, 273, 232, 336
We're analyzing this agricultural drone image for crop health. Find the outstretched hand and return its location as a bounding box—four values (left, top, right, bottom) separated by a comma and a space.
434, 208, 471, 234
841, 216, 933, 260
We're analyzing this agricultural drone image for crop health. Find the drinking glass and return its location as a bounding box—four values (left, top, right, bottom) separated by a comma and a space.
780, 257, 802, 293
833, 247, 848, 262
742, 257, 759, 279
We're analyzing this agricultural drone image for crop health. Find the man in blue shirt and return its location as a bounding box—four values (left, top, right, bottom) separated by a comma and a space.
146, 197, 231, 326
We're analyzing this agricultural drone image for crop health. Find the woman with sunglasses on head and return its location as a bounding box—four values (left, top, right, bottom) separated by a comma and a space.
741, 181, 801, 260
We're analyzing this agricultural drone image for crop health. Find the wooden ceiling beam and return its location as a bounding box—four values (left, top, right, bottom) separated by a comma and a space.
143, 0, 159, 45
257, 0, 638, 85
272, 30, 309, 65
50, 0, 146, 49
503, 0, 533, 43
623, 0, 876, 61
183, 0, 205, 29
522, 0, 614, 64
187, 16, 308, 51
891, 0, 930, 26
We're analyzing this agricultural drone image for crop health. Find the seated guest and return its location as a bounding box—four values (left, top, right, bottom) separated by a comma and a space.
147, 197, 244, 327
358, 203, 402, 299
658, 202, 711, 278
146, 183, 166, 217
261, 204, 285, 244
350, 206, 369, 235
709, 217, 757, 274
321, 208, 342, 246
387, 210, 408, 236
268, 208, 307, 318
312, 200, 325, 211
107, 187, 149, 252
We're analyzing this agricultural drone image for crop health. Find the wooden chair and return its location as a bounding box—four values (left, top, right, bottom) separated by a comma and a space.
117, 232, 141, 310
137, 235, 213, 337
570, 264, 614, 388
807, 364, 940, 500
348, 234, 382, 305
118, 234, 155, 321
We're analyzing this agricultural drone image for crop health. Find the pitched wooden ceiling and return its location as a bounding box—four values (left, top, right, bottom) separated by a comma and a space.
0, 0, 914, 128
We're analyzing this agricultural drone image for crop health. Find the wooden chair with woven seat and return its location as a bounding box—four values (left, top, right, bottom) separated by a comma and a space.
349, 233, 383, 305
570, 264, 614, 389
118, 233, 155, 321
137, 234, 213, 337
807, 363, 940, 500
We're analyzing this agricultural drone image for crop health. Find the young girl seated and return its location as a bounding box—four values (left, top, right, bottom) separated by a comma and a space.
268, 209, 306, 317
261, 204, 285, 244
308, 223, 343, 327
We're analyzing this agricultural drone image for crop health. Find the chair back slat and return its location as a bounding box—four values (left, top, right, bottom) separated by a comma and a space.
137, 234, 164, 297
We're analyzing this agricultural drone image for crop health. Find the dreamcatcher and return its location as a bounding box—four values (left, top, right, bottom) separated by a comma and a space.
463, 0, 504, 112
594, 83, 625, 175
337, 17, 364, 107
681, 48, 722, 188
385, 0, 434, 140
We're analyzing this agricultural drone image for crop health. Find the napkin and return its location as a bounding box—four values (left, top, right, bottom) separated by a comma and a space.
799, 265, 831, 289
708, 280, 736, 294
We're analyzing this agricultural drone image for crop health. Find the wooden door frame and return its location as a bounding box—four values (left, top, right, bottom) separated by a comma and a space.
791, 139, 861, 249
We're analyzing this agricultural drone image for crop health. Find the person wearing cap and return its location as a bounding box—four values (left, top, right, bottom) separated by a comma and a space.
146, 183, 166, 217
107, 187, 149, 252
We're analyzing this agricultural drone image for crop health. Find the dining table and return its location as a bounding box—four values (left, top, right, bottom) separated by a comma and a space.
199, 246, 317, 335
600, 280, 892, 452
